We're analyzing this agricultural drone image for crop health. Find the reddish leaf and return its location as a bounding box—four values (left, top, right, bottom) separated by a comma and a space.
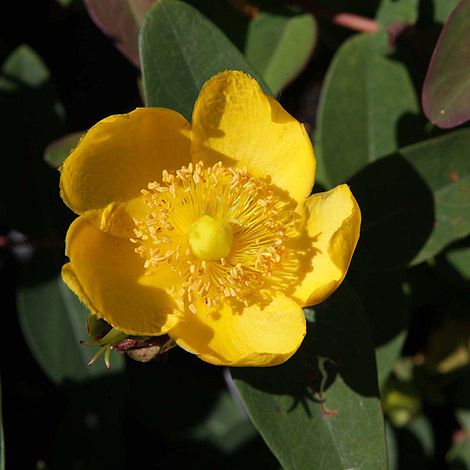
84, 0, 155, 67
422, 0, 470, 128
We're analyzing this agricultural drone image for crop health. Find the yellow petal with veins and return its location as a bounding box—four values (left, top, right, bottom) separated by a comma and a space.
191, 70, 315, 203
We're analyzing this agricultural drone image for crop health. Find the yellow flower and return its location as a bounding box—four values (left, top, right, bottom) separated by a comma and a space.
59, 71, 361, 367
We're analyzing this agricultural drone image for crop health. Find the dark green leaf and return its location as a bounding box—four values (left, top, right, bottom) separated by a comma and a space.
405, 129, 470, 263
435, 237, 470, 291
349, 155, 434, 271
433, 0, 459, 23
315, 32, 421, 187
386, 422, 398, 470
351, 271, 409, 386
376, 333, 407, 387
446, 246, 470, 281
232, 283, 387, 470
245, 9, 316, 95
376, 0, 418, 27
422, 0, 470, 128
18, 269, 124, 384
350, 128, 470, 271
140, 0, 269, 121
44, 131, 84, 168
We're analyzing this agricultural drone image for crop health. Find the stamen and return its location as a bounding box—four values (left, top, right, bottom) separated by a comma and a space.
131, 161, 299, 310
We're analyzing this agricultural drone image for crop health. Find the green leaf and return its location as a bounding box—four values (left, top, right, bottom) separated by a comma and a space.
244, 9, 317, 95
140, 0, 269, 121
315, 32, 421, 187
435, 238, 470, 292
44, 131, 84, 168
446, 246, 470, 280
376, 0, 418, 27
376, 333, 407, 387
352, 271, 409, 387
433, 0, 459, 23
349, 156, 434, 271
433, 237, 470, 294
349, 128, 470, 271
404, 129, 470, 264
232, 283, 387, 470
422, 0, 470, 128
18, 266, 124, 384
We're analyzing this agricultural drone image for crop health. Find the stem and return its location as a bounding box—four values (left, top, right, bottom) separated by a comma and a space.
291, 0, 379, 33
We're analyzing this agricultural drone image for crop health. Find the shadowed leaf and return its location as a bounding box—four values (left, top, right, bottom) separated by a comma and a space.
232, 283, 386, 470
350, 128, 470, 271
18, 266, 125, 384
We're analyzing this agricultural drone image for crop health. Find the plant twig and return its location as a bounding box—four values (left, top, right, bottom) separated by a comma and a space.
290, 0, 379, 33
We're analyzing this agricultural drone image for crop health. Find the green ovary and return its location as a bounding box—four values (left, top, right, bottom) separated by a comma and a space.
188, 215, 233, 260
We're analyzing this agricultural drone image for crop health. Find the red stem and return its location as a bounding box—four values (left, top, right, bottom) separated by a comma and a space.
292, 0, 379, 33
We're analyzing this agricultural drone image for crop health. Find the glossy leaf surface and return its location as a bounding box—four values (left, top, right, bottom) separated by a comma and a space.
315, 32, 421, 187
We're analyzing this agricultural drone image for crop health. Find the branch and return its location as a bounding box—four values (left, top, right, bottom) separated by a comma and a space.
291, 0, 379, 33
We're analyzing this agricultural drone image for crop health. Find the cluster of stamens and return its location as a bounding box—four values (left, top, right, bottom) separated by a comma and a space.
131, 161, 299, 313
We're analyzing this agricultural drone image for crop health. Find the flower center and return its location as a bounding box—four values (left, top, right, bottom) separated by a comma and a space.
131, 161, 301, 312
188, 215, 233, 260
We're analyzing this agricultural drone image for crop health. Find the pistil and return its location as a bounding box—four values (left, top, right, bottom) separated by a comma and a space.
131, 161, 299, 311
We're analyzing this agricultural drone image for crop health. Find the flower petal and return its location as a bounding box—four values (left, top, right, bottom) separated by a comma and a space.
169, 294, 306, 366
63, 216, 182, 336
60, 108, 191, 237
191, 70, 315, 203
293, 184, 361, 307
